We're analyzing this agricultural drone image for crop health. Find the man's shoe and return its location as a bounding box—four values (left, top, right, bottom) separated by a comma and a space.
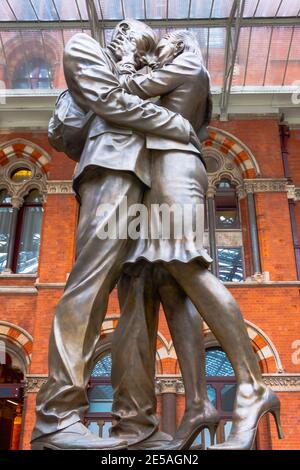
31, 422, 127, 450
128, 431, 173, 450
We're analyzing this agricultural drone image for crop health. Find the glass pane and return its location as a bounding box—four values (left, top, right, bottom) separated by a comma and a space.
99, 0, 123, 20
190, 0, 213, 18
255, 0, 282, 17
91, 352, 112, 377
277, 0, 300, 17
145, 0, 167, 19
30, 0, 59, 20
244, 27, 273, 85
206, 384, 217, 406
88, 384, 113, 412
50, 0, 80, 21
264, 27, 294, 85
217, 247, 244, 283
6, 0, 37, 21
284, 27, 300, 85
216, 208, 239, 228
211, 0, 235, 18
215, 182, 240, 229
203, 156, 221, 173
206, 348, 235, 376
0, 207, 13, 272
16, 206, 43, 274
167, 0, 190, 19
123, 0, 145, 19
221, 384, 237, 412
11, 168, 33, 183
244, 0, 260, 17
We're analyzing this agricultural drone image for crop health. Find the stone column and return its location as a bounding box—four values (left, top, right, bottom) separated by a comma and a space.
244, 186, 262, 275
156, 378, 179, 437
4, 196, 23, 273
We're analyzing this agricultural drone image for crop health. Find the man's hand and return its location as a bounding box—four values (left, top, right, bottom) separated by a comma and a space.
109, 34, 140, 72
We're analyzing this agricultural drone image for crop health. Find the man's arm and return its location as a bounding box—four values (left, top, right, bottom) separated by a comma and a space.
63, 33, 191, 144
118, 57, 193, 100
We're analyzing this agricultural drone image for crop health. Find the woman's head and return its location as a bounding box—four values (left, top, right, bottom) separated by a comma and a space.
155, 30, 203, 67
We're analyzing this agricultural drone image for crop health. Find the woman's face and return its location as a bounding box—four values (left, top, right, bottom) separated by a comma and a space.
155, 38, 177, 67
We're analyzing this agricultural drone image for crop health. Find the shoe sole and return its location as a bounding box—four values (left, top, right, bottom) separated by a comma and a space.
31, 442, 127, 450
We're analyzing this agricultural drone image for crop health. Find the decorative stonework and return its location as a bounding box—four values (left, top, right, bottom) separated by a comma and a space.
24, 375, 48, 394
155, 377, 184, 394
287, 185, 300, 201
24, 374, 300, 395
47, 181, 74, 195
263, 374, 300, 392
0, 152, 48, 207
244, 179, 288, 195
155, 374, 300, 394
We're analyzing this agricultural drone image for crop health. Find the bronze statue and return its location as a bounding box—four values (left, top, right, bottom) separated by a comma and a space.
31, 20, 199, 450
109, 30, 283, 450
32, 19, 283, 451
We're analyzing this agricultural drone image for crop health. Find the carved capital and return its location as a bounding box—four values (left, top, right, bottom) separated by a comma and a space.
155, 377, 184, 394
24, 375, 48, 394
206, 185, 216, 199
244, 179, 288, 194
263, 374, 300, 392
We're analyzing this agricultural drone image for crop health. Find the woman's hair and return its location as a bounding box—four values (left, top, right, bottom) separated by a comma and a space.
163, 30, 204, 63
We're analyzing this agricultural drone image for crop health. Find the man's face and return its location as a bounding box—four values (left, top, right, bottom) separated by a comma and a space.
155, 38, 177, 68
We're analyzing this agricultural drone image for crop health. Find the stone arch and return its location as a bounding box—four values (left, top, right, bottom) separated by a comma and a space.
246, 321, 283, 373
0, 139, 51, 175
0, 321, 33, 371
203, 320, 282, 374
156, 332, 177, 375
204, 127, 261, 180
98, 317, 178, 375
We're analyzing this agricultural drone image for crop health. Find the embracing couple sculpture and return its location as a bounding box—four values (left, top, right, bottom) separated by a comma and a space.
31, 19, 283, 451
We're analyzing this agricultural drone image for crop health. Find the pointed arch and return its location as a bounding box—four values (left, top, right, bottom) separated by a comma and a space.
0, 321, 33, 370
204, 127, 261, 179
0, 139, 51, 175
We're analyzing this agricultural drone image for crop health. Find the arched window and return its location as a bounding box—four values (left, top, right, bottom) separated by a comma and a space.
0, 191, 13, 272
0, 349, 25, 450
0, 188, 44, 274
15, 190, 43, 274
86, 351, 114, 438
203, 347, 236, 448
12, 58, 52, 89
215, 179, 240, 230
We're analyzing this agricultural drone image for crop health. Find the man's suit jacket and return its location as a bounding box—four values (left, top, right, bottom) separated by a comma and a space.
63, 33, 192, 189
120, 51, 213, 151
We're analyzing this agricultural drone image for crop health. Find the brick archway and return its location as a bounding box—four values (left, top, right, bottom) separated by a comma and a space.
0, 139, 51, 175
0, 321, 33, 368
204, 127, 261, 179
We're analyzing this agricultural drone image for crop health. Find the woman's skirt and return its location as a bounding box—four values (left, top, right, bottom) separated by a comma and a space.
125, 150, 212, 267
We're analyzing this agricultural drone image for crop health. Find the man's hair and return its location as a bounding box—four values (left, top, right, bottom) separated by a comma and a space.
114, 19, 158, 54
163, 30, 204, 63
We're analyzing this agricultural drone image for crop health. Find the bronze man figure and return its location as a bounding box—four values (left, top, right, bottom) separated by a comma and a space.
31, 20, 198, 450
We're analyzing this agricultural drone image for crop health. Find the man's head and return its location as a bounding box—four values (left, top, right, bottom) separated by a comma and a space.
109, 19, 158, 69
155, 30, 203, 68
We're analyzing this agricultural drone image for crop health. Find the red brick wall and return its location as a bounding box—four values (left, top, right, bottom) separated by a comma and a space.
1, 119, 300, 450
